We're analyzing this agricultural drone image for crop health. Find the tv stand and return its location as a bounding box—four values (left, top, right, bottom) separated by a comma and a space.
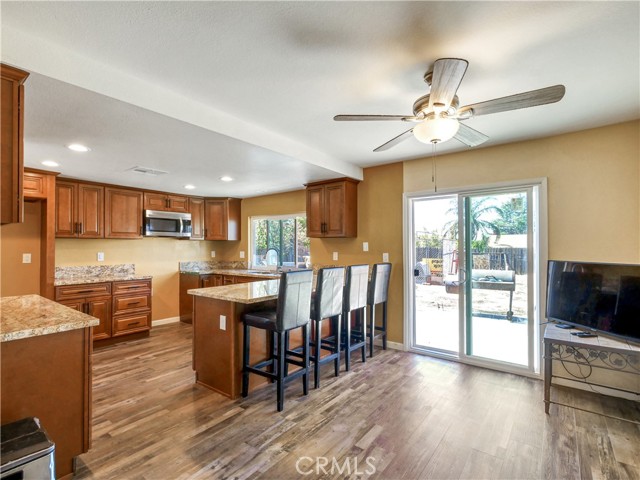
543, 327, 640, 422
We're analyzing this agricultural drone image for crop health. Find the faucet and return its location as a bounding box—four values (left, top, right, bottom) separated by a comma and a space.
265, 248, 279, 271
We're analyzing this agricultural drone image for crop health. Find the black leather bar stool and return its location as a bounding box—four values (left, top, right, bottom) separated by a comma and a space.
241, 270, 313, 412
342, 264, 369, 371
367, 263, 391, 357
310, 266, 344, 388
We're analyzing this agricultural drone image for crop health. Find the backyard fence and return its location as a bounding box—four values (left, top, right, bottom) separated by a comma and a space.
415, 246, 528, 275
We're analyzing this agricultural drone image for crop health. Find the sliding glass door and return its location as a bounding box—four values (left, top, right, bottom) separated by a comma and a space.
407, 183, 541, 374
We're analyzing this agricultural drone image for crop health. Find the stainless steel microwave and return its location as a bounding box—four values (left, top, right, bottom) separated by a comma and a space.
143, 210, 191, 238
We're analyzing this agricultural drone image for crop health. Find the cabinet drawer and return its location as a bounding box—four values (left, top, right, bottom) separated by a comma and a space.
55, 283, 111, 301
113, 294, 150, 314
112, 279, 151, 295
113, 312, 151, 336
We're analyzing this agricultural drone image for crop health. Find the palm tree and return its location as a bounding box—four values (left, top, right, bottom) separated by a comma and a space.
444, 197, 503, 250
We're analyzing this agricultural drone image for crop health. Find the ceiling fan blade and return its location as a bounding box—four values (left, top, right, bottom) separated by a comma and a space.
334, 114, 416, 121
458, 85, 566, 117
454, 122, 489, 147
428, 58, 468, 111
373, 128, 414, 152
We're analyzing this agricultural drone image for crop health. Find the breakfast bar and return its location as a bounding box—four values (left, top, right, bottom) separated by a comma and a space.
189, 280, 281, 398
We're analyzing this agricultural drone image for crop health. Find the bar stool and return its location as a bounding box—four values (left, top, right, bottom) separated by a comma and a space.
367, 263, 391, 357
241, 270, 313, 412
342, 264, 369, 371
310, 266, 344, 388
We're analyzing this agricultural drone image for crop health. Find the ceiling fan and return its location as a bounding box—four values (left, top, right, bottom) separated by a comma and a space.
334, 58, 565, 152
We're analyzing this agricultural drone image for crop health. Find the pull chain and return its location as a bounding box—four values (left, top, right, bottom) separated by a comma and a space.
431, 141, 438, 192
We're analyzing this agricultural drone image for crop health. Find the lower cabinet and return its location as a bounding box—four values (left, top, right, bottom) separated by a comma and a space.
55, 279, 152, 342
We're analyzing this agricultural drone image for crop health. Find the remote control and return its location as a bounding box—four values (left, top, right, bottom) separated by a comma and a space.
575, 332, 597, 338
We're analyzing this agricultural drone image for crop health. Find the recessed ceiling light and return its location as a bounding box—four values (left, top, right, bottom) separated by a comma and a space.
184, 184, 196, 190
67, 143, 90, 152
41, 160, 59, 167
220, 176, 233, 182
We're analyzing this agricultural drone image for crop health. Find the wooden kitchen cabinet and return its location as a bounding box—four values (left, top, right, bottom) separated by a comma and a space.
189, 196, 205, 240
112, 279, 152, 337
55, 283, 112, 341
56, 180, 104, 238
204, 198, 241, 240
23, 170, 49, 199
105, 187, 143, 238
1, 64, 29, 224
306, 178, 358, 238
143, 192, 190, 213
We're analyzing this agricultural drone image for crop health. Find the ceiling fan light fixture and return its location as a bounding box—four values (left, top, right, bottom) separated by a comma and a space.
413, 115, 460, 144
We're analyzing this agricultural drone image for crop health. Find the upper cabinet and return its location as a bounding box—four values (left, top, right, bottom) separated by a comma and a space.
189, 197, 205, 240
306, 178, 358, 238
143, 192, 189, 213
204, 198, 241, 241
56, 180, 104, 238
1, 64, 29, 224
105, 187, 143, 239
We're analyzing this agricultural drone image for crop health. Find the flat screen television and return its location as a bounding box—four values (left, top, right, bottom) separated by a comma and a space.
546, 260, 640, 344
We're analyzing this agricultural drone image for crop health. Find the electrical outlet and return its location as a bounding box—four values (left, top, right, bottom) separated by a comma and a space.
22, 253, 31, 264
211, 250, 216, 258
220, 315, 227, 330
333, 252, 339, 261
382, 252, 389, 262
240, 251, 245, 259
97, 252, 105, 262
363, 242, 369, 252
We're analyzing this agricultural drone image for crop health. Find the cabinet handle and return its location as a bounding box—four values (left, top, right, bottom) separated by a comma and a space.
127, 321, 141, 326
204, 228, 207, 238
74, 222, 79, 234
79, 222, 83, 234
77, 289, 96, 294
140, 226, 143, 236
127, 301, 140, 306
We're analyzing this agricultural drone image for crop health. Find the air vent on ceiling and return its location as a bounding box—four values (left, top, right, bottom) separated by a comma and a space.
126, 166, 169, 176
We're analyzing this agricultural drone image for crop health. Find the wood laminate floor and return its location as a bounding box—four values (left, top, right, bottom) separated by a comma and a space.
76, 322, 640, 479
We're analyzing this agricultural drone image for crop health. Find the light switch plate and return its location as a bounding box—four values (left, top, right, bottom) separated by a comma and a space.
22, 253, 31, 264
332, 252, 339, 261
97, 252, 105, 262
220, 315, 227, 330
382, 252, 389, 262
211, 250, 216, 258
240, 251, 245, 259
363, 242, 369, 252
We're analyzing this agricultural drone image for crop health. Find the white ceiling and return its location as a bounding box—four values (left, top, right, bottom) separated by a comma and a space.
1, 1, 639, 197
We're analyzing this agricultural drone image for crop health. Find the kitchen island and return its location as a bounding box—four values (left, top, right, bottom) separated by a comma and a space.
188, 280, 280, 399
1, 295, 98, 479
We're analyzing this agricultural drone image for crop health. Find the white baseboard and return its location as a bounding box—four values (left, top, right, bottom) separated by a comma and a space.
152, 316, 181, 326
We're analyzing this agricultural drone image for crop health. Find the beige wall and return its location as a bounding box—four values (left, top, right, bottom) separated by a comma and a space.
0, 201, 42, 296
56, 238, 213, 320
404, 120, 640, 264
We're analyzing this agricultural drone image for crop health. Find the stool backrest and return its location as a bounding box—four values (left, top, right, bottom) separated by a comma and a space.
343, 264, 369, 311
368, 262, 392, 306
277, 270, 314, 331
315, 267, 345, 320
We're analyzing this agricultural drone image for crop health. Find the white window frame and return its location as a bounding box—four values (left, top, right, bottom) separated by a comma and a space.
248, 212, 308, 270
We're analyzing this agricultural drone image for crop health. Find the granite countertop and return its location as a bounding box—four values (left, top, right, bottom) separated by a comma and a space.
180, 268, 280, 279
0, 295, 100, 342
54, 274, 152, 286
188, 279, 280, 304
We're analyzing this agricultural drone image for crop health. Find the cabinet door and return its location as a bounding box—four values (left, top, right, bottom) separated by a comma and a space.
78, 184, 104, 238
105, 188, 143, 238
143, 192, 168, 211
87, 297, 112, 341
324, 182, 347, 237
59, 300, 84, 312
306, 185, 325, 237
204, 200, 227, 240
23, 171, 47, 199
200, 275, 216, 288
167, 195, 190, 213
1, 64, 28, 225
189, 197, 205, 240
55, 181, 77, 237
